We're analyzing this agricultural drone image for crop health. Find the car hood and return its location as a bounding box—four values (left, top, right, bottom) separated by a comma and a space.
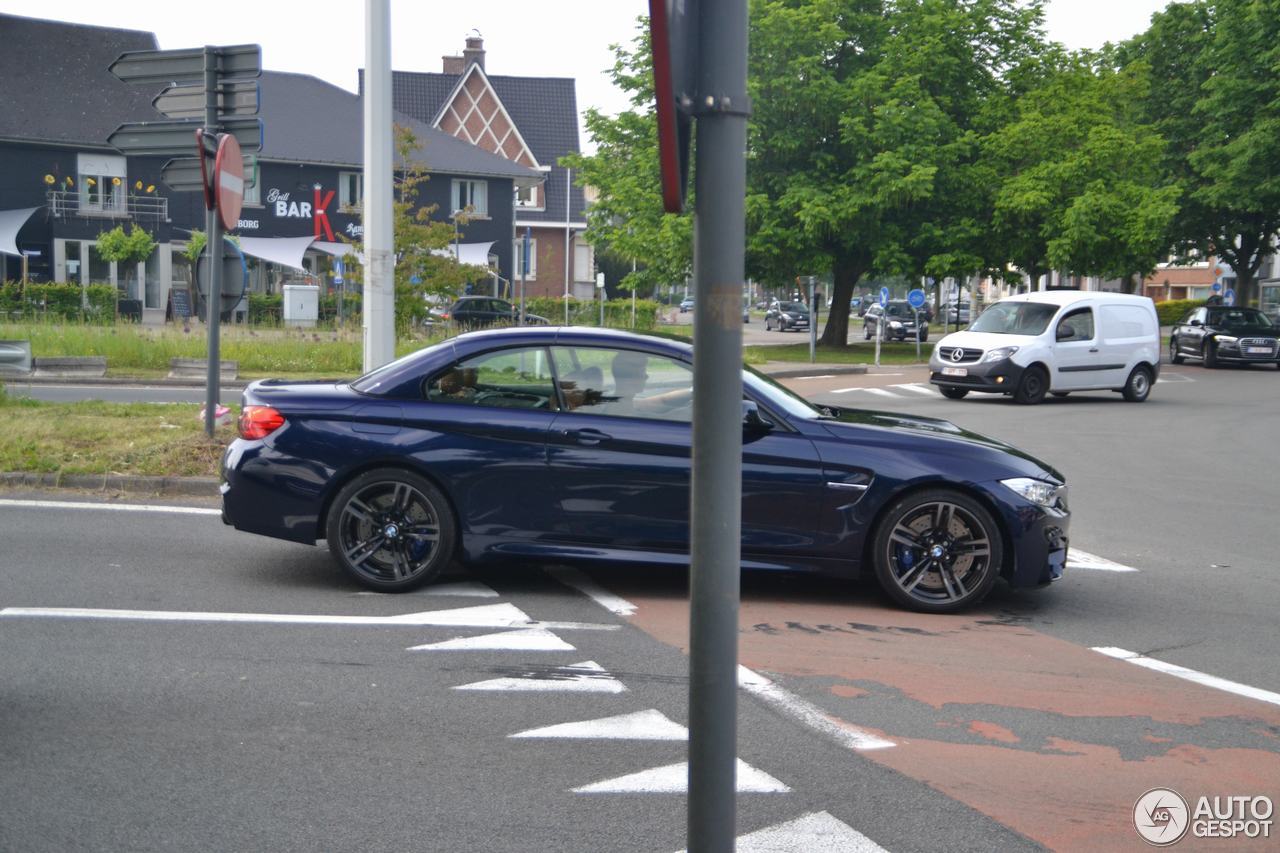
817, 407, 1064, 483
934, 329, 1037, 351
1213, 325, 1277, 337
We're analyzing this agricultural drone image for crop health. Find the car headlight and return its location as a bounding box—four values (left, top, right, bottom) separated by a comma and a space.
890, 321, 903, 329
1215, 335, 1238, 345
1001, 477, 1061, 507
983, 346, 1019, 363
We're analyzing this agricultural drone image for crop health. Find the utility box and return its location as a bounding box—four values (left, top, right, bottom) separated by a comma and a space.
282, 284, 319, 327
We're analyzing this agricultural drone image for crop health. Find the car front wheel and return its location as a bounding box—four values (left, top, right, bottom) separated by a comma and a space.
871, 489, 1003, 613
326, 469, 456, 592
1169, 337, 1184, 364
1012, 366, 1048, 405
1203, 342, 1219, 368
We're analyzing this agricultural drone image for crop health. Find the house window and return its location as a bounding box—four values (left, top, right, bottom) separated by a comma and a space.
573, 241, 594, 283
77, 153, 127, 214
514, 237, 537, 280
515, 184, 542, 209
339, 171, 362, 211
452, 179, 488, 217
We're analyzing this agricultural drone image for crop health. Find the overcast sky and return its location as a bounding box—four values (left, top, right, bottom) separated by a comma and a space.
5, 0, 1172, 145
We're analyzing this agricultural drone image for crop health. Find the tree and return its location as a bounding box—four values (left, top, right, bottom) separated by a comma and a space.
1125, 0, 1280, 306
563, 21, 694, 297
95, 223, 156, 302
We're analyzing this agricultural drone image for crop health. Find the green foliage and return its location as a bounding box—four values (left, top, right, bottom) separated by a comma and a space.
1154, 298, 1206, 326
94, 224, 157, 264
246, 293, 363, 325
524, 296, 662, 331
0, 283, 116, 322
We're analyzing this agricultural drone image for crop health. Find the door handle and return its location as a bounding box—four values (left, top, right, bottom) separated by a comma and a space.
1089, 348, 1099, 353
563, 428, 610, 446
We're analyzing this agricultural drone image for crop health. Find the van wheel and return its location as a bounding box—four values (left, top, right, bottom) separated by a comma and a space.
1012, 367, 1048, 405
1122, 365, 1152, 402
939, 387, 969, 400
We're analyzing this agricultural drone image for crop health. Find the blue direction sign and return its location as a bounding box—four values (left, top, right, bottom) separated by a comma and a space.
907, 288, 926, 308
1212, 282, 1223, 293
1224, 288, 1236, 306
879, 286, 890, 306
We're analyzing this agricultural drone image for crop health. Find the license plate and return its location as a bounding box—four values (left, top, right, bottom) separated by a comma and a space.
941, 367, 967, 377
1246, 346, 1271, 354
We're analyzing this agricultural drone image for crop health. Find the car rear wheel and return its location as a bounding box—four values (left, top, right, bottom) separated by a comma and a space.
1169, 337, 1184, 364
939, 387, 969, 400
1122, 365, 1153, 402
1012, 366, 1048, 405
872, 489, 1003, 613
326, 469, 456, 592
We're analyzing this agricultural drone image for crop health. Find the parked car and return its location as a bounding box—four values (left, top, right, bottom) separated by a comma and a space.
679, 297, 695, 313
764, 300, 811, 332
929, 291, 1160, 404
441, 297, 548, 329
1169, 306, 1280, 369
863, 301, 929, 342
940, 301, 972, 325
222, 327, 1070, 613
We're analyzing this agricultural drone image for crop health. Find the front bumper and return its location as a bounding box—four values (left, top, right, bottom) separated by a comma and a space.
995, 492, 1071, 587
929, 356, 1026, 393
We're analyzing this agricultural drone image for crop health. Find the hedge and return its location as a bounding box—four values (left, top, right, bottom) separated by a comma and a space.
247, 293, 363, 325
0, 282, 118, 323
1154, 298, 1206, 326
524, 296, 662, 331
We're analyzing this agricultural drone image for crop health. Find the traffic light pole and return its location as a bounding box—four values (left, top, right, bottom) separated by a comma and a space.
204, 46, 223, 438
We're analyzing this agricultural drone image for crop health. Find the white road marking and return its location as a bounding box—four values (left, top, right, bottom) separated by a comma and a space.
0, 498, 220, 516
858, 388, 899, 398
407, 627, 574, 652
453, 660, 627, 693
1092, 647, 1280, 707
892, 383, 937, 395
511, 709, 688, 741
0, 603, 619, 632
738, 666, 895, 751
573, 759, 790, 794
677, 811, 888, 853
1067, 549, 1139, 572
545, 566, 637, 616
831, 387, 865, 395
356, 581, 499, 598
792, 374, 837, 380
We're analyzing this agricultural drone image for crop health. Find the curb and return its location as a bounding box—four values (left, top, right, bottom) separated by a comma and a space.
0, 471, 220, 497
1, 375, 250, 389
760, 364, 870, 378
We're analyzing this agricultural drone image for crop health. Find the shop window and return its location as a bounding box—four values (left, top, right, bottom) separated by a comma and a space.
339, 171, 362, 211
77, 153, 126, 214
451, 179, 488, 217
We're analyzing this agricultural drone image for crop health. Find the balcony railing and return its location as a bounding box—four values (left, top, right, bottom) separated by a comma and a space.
46, 190, 169, 223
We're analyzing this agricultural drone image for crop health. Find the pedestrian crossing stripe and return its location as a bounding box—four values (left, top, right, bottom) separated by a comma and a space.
572, 759, 790, 794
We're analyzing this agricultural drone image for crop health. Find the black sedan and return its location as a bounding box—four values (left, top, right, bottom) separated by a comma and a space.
863, 301, 929, 341
764, 300, 811, 332
441, 296, 549, 329
221, 327, 1070, 613
1170, 306, 1280, 369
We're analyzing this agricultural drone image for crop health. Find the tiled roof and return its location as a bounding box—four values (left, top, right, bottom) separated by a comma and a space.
384, 69, 585, 223
0, 14, 161, 146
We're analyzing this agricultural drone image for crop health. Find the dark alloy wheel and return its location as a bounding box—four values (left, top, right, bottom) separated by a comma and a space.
1169, 337, 1184, 364
1122, 365, 1152, 402
1012, 366, 1048, 404
872, 489, 1003, 613
939, 387, 969, 400
864, 324, 873, 340
765, 317, 772, 331
1203, 341, 1219, 368
326, 469, 456, 592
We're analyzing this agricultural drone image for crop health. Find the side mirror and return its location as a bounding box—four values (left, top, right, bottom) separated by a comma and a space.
1056, 325, 1075, 341
742, 400, 774, 433
1190, 319, 1203, 327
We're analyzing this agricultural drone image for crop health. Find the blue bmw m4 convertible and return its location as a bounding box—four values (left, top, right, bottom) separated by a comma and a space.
222, 327, 1069, 613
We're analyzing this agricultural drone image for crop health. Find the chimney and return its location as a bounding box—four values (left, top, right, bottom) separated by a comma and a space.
442, 54, 464, 74
463, 34, 485, 71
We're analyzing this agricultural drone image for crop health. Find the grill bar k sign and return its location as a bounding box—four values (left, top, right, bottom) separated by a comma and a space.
214, 133, 244, 230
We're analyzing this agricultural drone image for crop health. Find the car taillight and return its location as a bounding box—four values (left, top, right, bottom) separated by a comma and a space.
239, 406, 285, 440
440, 311, 451, 320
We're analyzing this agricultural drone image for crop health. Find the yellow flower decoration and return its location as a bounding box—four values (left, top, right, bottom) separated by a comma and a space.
112, 177, 121, 186
44, 174, 55, 185
135, 180, 143, 190
86, 177, 96, 186
64, 176, 73, 186
146, 185, 155, 193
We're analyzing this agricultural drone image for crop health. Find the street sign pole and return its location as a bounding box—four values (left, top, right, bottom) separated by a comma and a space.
520, 227, 530, 326
808, 276, 816, 364
204, 46, 223, 438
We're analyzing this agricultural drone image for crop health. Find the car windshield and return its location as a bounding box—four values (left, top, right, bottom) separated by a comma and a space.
743, 364, 825, 420
350, 340, 451, 393
778, 302, 808, 313
1208, 308, 1273, 328
969, 301, 1059, 336
885, 304, 912, 317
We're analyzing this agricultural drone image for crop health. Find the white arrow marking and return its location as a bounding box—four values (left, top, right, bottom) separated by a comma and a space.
673, 811, 888, 853
1066, 549, 1138, 572
511, 709, 687, 740
545, 566, 636, 616
573, 759, 789, 794
454, 660, 626, 693
738, 666, 894, 750
0, 498, 221, 515
893, 383, 938, 395
407, 628, 574, 652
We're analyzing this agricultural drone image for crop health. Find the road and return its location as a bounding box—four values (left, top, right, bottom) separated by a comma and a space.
2, 357, 1278, 850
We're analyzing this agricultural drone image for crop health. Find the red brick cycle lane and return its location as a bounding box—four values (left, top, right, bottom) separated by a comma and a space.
595, 569, 1280, 851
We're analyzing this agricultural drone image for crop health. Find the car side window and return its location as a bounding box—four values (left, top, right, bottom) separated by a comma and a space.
425, 347, 557, 410
1057, 308, 1094, 341
552, 346, 694, 422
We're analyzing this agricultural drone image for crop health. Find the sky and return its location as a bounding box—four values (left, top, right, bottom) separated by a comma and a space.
5, 0, 1172, 147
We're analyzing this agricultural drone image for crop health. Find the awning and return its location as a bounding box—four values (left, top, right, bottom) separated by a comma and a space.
311, 240, 360, 259
432, 241, 496, 268
237, 236, 317, 271
0, 207, 40, 256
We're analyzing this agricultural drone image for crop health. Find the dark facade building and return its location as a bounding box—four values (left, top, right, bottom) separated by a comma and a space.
0, 13, 541, 323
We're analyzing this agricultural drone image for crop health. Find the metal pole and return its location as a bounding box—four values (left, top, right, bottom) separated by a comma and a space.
203, 46, 221, 439
362, 0, 395, 371
519, 227, 529, 325
631, 258, 637, 328
563, 167, 572, 325
808, 277, 816, 363
688, 0, 747, 849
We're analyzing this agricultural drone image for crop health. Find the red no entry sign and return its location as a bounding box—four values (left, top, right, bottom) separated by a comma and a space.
214, 133, 244, 230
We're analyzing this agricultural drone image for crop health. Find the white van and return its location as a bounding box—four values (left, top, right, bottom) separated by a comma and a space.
928, 291, 1161, 404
